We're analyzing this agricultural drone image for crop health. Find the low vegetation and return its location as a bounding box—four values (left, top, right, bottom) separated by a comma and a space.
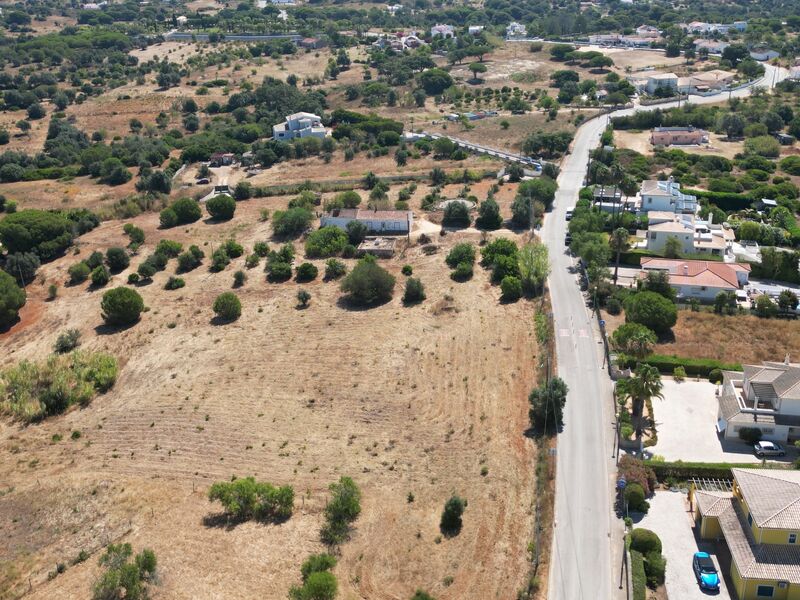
208, 477, 294, 522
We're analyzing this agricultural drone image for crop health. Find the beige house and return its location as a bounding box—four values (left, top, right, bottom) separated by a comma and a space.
650, 126, 708, 146
641, 211, 733, 256
692, 469, 800, 600
718, 360, 800, 443
677, 69, 737, 93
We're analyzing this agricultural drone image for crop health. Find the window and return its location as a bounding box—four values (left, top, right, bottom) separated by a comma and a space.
748, 512, 753, 526
790, 533, 797, 544
756, 585, 774, 597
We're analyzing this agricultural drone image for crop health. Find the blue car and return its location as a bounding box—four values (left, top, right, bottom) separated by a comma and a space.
692, 552, 720, 591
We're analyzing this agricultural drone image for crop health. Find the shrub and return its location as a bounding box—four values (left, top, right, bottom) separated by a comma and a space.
624, 483, 649, 513
105, 247, 129, 273
340, 256, 395, 305
442, 202, 471, 227
171, 197, 202, 224
93, 544, 156, 600
165, 276, 185, 290
0, 351, 118, 422
529, 377, 568, 433
206, 194, 236, 220
624, 291, 677, 334
212, 292, 241, 321
85, 251, 104, 270
738, 426, 762, 444
159, 207, 178, 228
440, 495, 466, 536
68, 262, 91, 284
616, 354, 741, 377
127, 273, 140, 284
53, 329, 81, 354
137, 262, 156, 280
267, 261, 292, 282
290, 571, 337, 600
233, 270, 246, 287
177, 246, 204, 272
491, 254, 520, 283
403, 277, 425, 305
708, 368, 723, 384
91, 265, 110, 287
5, 252, 40, 285
500, 276, 522, 301
342, 244, 356, 258
617, 455, 657, 496
210, 248, 230, 272
475, 197, 503, 230
142, 252, 167, 272
644, 551, 666, 589
297, 289, 311, 307
296, 262, 318, 282
401, 264, 413, 276
272, 207, 313, 237
253, 241, 270, 257
155, 239, 182, 257
208, 477, 294, 521
324, 259, 347, 280
630, 528, 662, 555
481, 238, 518, 266
780, 155, 800, 176
606, 298, 622, 315
411, 592, 436, 600
123, 223, 145, 246
222, 239, 244, 258
47, 284, 57, 300
673, 366, 686, 381
305, 227, 349, 258
321, 476, 361, 545
451, 262, 473, 281
300, 554, 337, 582
346, 221, 368, 246
446, 243, 476, 268
101, 287, 144, 325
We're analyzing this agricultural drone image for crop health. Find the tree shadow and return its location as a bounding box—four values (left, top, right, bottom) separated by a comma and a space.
201, 513, 242, 531
336, 295, 392, 311
0, 315, 21, 334
210, 315, 239, 326
94, 320, 140, 336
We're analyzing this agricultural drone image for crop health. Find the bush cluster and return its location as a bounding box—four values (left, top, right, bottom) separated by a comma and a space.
208, 477, 294, 521
0, 351, 118, 422
212, 292, 241, 321
305, 226, 349, 258
321, 476, 361, 545
101, 287, 144, 325
0, 270, 26, 329
93, 544, 156, 600
340, 255, 395, 305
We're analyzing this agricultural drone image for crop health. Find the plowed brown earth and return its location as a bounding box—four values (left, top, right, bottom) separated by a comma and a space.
1, 198, 541, 600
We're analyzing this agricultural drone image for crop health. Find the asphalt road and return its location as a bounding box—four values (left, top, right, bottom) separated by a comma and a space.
543, 63, 787, 600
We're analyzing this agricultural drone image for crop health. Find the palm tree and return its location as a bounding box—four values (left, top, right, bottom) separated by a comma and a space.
622, 364, 663, 456
609, 227, 630, 285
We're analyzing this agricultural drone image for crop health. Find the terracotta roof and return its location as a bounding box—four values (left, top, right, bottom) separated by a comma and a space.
717, 494, 800, 583
733, 468, 800, 529
640, 258, 748, 289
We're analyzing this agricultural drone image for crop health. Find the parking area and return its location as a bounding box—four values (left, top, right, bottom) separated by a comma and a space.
646, 379, 796, 464
636, 492, 731, 600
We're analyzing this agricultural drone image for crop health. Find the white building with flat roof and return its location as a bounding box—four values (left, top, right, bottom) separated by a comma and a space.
272, 112, 329, 141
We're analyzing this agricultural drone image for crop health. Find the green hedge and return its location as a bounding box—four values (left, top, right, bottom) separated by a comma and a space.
685, 189, 753, 212
631, 549, 646, 600
618, 249, 723, 267
646, 460, 783, 482
618, 354, 742, 377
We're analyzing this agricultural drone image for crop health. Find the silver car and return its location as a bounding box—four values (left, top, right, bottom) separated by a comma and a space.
754, 441, 786, 457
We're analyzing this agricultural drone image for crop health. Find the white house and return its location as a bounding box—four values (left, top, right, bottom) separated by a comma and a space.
750, 49, 780, 61
644, 72, 678, 95
642, 211, 733, 257
639, 257, 750, 302
468, 25, 485, 35
430, 24, 455, 38
272, 112, 329, 141
718, 359, 800, 443
694, 39, 729, 55
321, 208, 413, 234
506, 22, 527, 38
176, 15, 188, 26
635, 25, 660, 38
638, 178, 698, 214
386, 4, 402, 15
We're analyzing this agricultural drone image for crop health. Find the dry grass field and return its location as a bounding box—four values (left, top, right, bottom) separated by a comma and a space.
614, 129, 746, 159
582, 46, 687, 72
0, 194, 542, 599
655, 311, 800, 365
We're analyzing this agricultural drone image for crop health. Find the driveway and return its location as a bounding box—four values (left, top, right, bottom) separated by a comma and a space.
647, 379, 795, 464
636, 492, 730, 600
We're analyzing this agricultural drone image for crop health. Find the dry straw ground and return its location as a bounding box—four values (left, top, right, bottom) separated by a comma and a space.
0, 195, 542, 600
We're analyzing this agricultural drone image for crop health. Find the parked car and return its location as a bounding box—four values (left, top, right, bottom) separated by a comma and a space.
197, 178, 210, 184
565, 209, 574, 221
692, 552, 720, 591
565, 233, 572, 246
754, 441, 786, 457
